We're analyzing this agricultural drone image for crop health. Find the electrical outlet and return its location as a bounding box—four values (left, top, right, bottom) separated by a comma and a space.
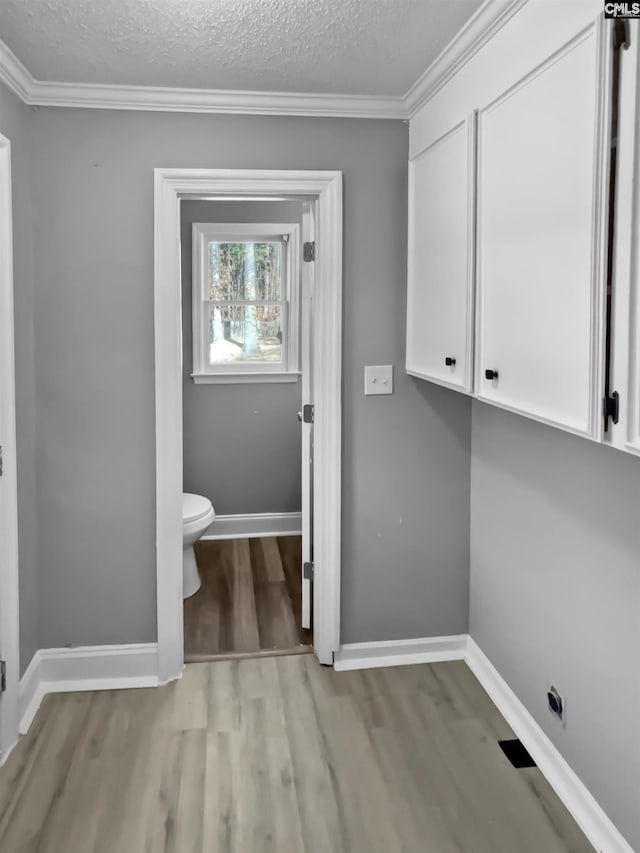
547, 685, 565, 725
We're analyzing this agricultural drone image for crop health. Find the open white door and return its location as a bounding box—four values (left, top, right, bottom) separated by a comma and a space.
300, 201, 315, 630
0, 133, 20, 762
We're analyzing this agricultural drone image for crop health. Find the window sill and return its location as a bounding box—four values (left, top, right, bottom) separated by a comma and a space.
191, 372, 301, 385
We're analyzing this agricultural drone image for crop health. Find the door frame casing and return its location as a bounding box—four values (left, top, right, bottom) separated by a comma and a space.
154, 168, 343, 680
0, 132, 20, 762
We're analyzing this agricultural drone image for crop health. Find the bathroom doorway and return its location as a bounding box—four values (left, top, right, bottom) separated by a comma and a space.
179, 196, 312, 661
154, 169, 342, 682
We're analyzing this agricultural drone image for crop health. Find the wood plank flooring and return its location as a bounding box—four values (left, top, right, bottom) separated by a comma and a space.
0, 657, 594, 852
184, 536, 312, 661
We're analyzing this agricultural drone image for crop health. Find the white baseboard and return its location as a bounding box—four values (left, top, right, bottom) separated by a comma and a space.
333, 634, 468, 671
465, 638, 633, 853
17, 652, 43, 736
201, 511, 302, 540
18, 643, 160, 735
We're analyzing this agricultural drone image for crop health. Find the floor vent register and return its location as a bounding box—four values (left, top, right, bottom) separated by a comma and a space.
498, 739, 537, 769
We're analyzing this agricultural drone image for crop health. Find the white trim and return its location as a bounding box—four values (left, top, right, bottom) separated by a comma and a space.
0, 133, 20, 764
27, 82, 405, 120
201, 511, 302, 540
0, 2, 528, 119
466, 639, 634, 853
310, 175, 342, 664
17, 644, 160, 737
15, 652, 41, 740
191, 371, 301, 384
0, 40, 33, 103
334, 635, 468, 671
404, 0, 530, 118
155, 169, 342, 677
0, 39, 404, 119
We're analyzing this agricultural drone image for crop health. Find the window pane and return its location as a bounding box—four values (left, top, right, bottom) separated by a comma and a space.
208, 304, 283, 364
208, 242, 282, 302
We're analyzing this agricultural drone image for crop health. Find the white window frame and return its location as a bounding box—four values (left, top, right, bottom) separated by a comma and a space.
191, 222, 301, 383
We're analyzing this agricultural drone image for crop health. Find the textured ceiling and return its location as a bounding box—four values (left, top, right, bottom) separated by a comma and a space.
0, 0, 485, 95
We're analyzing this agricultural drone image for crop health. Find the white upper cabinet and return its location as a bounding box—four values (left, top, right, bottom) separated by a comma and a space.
406, 116, 475, 393
474, 22, 610, 439
406, 1, 626, 445
406, 0, 640, 453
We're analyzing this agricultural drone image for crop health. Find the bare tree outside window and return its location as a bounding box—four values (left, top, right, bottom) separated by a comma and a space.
206, 240, 283, 365
243, 242, 258, 355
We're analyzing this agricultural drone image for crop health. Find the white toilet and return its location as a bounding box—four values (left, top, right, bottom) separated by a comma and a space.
182, 493, 215, 598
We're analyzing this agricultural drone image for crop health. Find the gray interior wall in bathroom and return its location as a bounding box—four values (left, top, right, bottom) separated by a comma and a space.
470, 402, 640, 851
0, 81, 39, 674
27, 107, 471, 649
181, 199, 302, 516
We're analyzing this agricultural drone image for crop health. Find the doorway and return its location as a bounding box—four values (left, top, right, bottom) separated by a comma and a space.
0, 132, 20, 763
179, 198, 311, 660
153, 169, 342, 682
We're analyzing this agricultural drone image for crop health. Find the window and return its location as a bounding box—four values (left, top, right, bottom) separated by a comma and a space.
191, 222, 300, 383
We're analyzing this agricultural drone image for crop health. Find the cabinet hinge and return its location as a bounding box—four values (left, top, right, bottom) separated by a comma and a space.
0, 660, 6, 693
603, 391, 620, 427
302, 404, 314, 424
303, 562, 314, 581
303, 241, 315, 262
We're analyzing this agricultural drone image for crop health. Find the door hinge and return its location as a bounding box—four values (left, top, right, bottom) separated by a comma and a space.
302, 404, 314, 424
613, 19, 630, 51
0, 445, 3, 477
603, 391, 620, 427
0, 660, 6, 693
303, 562, 314, 581
303, 241, 315, 262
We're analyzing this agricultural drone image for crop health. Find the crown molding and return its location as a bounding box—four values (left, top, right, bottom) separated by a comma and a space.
0, 1, 526, 120
0, 39, 35, 103
26, 78, 407, 118
0, 39, 406, 119
404, 0, 531, 118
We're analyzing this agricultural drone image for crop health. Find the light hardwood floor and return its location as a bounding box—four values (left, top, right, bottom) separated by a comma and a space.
184, 536, 313, 661
0, 656, 593, 852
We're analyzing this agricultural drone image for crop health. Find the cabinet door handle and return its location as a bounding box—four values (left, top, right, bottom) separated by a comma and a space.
445, 357, 456, 366
485, 369, 499, 380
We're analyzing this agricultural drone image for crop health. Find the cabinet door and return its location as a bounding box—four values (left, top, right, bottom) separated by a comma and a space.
406, 116, 475, 393
475, 22, 610, 438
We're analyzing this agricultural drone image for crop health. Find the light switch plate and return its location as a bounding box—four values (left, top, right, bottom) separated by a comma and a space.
364, 364, 393, 396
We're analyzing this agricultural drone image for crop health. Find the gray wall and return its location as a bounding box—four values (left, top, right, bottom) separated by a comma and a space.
24, 107, 471, 649
0, 82, 39, 674
181, 199, 302, 516
470, 402, 640, 851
